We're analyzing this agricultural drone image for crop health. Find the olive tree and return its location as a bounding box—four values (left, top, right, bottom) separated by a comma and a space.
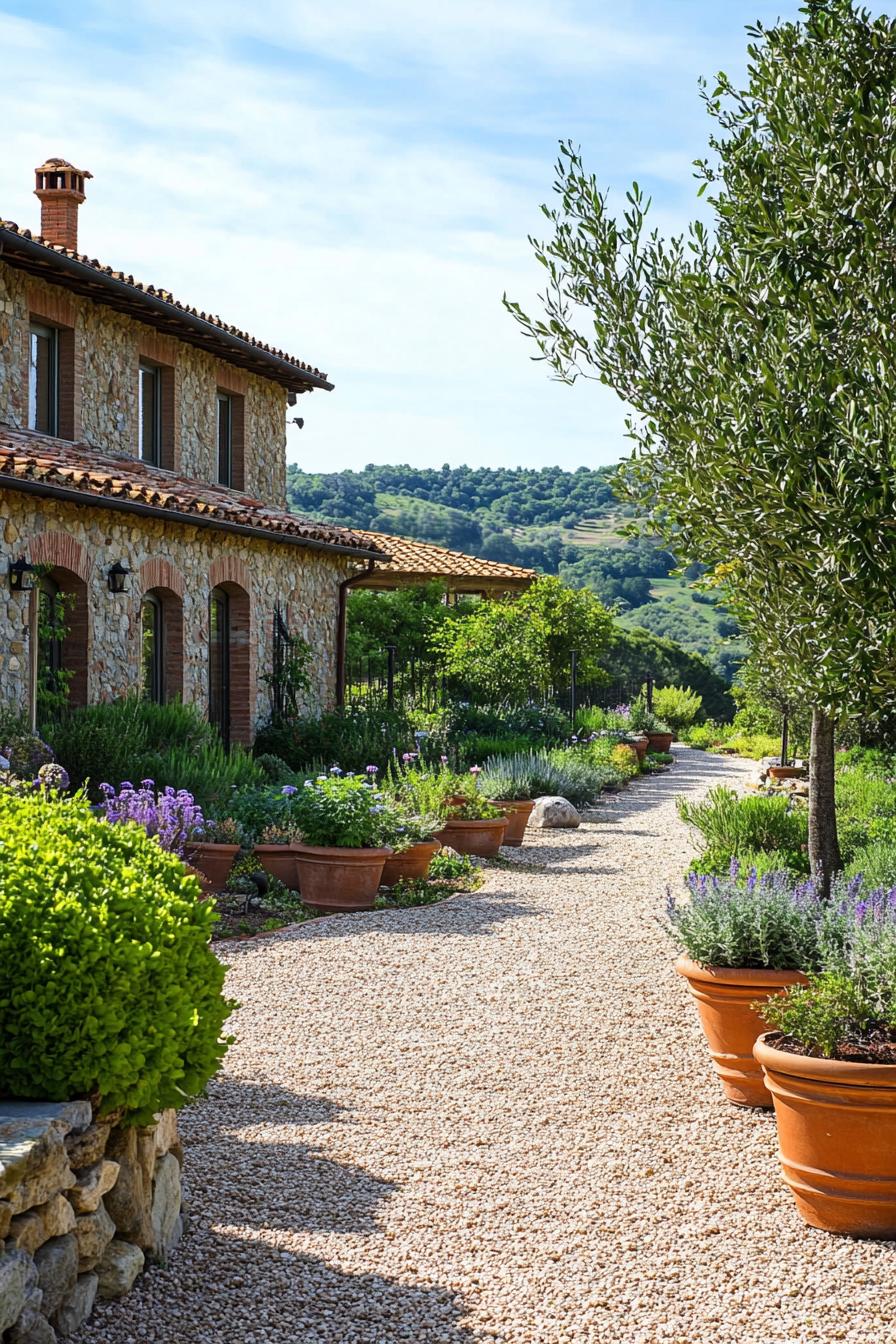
506, 1, 896, 888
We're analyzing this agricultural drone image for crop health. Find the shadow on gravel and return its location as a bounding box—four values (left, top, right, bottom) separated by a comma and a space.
286, 888, 543, 942
85, 1078, 481, 1344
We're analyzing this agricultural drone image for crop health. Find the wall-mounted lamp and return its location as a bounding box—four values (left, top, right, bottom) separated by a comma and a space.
107, 561, 130, 594
8, 558, 36, 592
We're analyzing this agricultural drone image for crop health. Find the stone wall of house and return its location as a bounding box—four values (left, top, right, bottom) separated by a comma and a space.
0, 262, 288, 507
0, 491, 355, 737
0, 1100, 183, 1341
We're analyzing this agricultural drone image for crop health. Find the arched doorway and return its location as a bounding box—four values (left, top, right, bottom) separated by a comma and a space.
208, 582, 251, 746
140, 587, 184, 704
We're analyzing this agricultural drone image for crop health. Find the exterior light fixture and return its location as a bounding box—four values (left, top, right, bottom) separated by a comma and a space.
107, 561, 130, 594
8, 558, 35, 592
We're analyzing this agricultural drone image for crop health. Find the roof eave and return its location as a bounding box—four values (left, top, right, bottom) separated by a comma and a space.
0, 472, 382, 560
0, 227, 334, 395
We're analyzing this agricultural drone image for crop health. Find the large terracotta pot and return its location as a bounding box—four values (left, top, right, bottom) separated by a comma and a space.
494, 800, 535, 847
629, 736, 649, 762
767, 765, 804, 781
380, 839, 441, 886
253, 844, 299, 889
435, 816, 508, 858
646, 731, 674, 753
186, 842, 240, 892
755, 1033, 896, 1237
294, 843, 391, 913
675, 957, 808, 1107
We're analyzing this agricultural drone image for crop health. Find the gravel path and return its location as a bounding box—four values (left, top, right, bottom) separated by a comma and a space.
80, 748, 896, 1344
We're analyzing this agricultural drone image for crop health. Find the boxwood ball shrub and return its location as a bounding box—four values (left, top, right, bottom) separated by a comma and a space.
0, 790, 233, 1122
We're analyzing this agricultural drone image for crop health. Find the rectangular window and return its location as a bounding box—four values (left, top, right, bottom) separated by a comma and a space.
217, 393, 233, 486
138, 363, 162, 465
28, 323, 59, 435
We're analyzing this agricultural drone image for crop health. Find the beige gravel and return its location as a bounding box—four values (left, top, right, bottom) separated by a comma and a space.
79, 748, 896, 1344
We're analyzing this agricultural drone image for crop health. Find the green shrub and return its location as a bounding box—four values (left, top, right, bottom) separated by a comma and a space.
681, 722, 724, 750
0, 790, 232, 1121
454, 733, 535, 765
845, 841, 896, 890
650, 685, 703, 732
45, 697, 219, 797
288, 772, 402, 847
475, 749, 612, 808
667, 866, 823, 970
677, 786, 809, 870
762, 973, 871, 1058
145, 740, 265, 811
256, 705, 420, 775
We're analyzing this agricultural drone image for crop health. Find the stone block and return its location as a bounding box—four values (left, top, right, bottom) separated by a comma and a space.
530, 796, 582, 829
8, 1195, 76, 1256
34, 1234, 78, 1319
68, 1160, 119, 1215
6, 1286, 53, 1344
74, 1202, 116, 1272
0, 1198, 12, 1238
103, 1126, 155, 1248
55, 1273, 98, 1338
64, 1125, 110, 1172
0, 1104, 81, 1208
150, 1109, 179, 1158
0, 1248, 38, 1333
150, 1153, 182, 1260
95, 1240, 144, 1300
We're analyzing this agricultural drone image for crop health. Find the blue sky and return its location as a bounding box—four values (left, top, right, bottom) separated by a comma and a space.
0, 0, 804, 474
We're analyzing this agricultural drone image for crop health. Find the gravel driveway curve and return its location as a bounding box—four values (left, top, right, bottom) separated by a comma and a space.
80, 748, 896, 1344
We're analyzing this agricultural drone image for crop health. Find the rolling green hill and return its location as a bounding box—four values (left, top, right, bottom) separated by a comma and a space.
285, 462, 745, 679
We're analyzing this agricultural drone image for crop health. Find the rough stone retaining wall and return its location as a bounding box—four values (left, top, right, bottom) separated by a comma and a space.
0, 1101, 183, 1341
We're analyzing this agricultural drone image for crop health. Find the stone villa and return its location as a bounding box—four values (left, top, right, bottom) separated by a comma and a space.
0, 159, 384, 744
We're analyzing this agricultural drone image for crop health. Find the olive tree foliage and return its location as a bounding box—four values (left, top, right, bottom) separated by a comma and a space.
505, 1, 896, 884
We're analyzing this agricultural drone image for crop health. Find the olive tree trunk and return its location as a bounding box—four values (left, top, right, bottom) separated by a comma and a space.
808, 708, 840, 899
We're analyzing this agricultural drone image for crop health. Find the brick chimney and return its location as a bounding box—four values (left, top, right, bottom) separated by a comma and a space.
34, 158, 92, 252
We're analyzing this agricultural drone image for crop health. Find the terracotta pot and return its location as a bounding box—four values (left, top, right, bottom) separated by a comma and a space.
435, 816, 508, 858
253, 844, 299, 890
185, 842, 240, 892
646, 731, 674, 754
293, 843, 391, 913
675, 957, 808, 1107
493, 799, 535, 847
629, 736, 649, 762
767, 765, 804, 781
755, 1033, 896, 1237
380, 839, 441, 886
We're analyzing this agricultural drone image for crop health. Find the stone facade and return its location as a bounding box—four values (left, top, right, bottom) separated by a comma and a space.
0, 1101, 184, 1341
0, 490, 353, 739
0, 262, 287, 505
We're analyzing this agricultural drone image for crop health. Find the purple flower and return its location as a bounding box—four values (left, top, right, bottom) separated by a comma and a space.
329, 765, 343, 775
281, 784, 298, 796
470, 765, 482, 775
440, 755, 448, 765
98, 780, 204, 858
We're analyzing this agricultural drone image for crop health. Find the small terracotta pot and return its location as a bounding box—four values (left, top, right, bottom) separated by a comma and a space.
253, 844, 299, 890
767, 765, 804, 781
493, 800, 535, 847
646, 731, 674, 754
675, 957, 808, 1107
380, 839, 441, 886
629, 736, 649, 762
755, 1033, 896, 1237
293, 843, 391, 913
435, 816, 508, 858
186, 842, 240, 892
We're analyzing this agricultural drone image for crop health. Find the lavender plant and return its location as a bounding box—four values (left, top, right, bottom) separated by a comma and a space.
99, 780, 205, 858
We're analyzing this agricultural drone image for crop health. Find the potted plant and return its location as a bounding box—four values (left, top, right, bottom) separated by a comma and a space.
478, 759, 536, 847
436, 780, 508, 858
755, 889, 896, 1237
186, 816, 243, 892
380, 812, 442, 886
668, 865, 816, 1106
289, 771, 392, 913
253, 823, 300, 889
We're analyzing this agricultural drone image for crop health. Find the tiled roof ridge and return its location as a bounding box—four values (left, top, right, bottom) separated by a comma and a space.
351, 527, 537, 580
0, 427, 382, 556
0, 218, 328, 382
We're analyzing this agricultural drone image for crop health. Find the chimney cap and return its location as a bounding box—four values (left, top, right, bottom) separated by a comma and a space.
35, 157, 93, 179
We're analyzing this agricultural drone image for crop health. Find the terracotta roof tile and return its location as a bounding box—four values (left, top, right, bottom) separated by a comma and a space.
0, 220, 331, 391
353, 528, 536, 584
0, 428, 383, 558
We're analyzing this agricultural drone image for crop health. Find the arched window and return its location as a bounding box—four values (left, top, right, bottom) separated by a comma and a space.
37, 575, 64, 709
33, 568, 87, 725
140, 593, 164, 704
209, 586, 231, 745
